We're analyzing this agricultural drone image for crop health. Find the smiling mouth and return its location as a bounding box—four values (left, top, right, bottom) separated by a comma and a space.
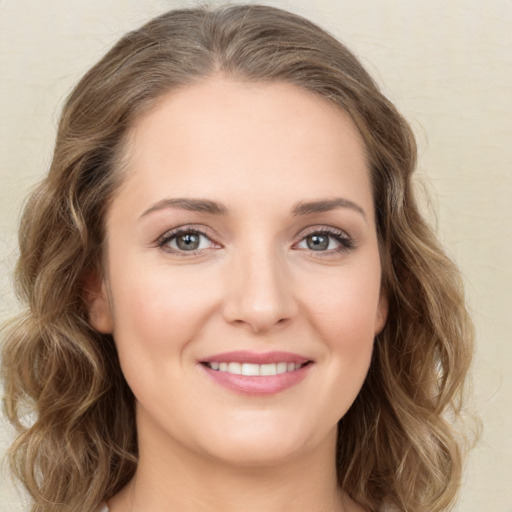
199, 352, 313, 395
201, 361, 310, 376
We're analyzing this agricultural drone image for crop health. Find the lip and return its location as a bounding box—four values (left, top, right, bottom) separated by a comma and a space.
199, 351, 313, 396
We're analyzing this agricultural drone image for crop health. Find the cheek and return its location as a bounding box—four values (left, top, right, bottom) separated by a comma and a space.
106, 265, 221, 413
108, 264, 219, 355
304, 265, 382, 343
298, 257, 381, 389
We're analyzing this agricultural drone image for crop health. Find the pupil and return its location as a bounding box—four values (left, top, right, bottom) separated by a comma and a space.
177, 233, 200, 250
307, 234, 329, 250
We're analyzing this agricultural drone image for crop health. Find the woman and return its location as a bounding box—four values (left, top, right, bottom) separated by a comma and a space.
1, 4, 474, 512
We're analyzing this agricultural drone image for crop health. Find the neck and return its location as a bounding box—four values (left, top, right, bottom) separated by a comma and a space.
108, 410, 354, 512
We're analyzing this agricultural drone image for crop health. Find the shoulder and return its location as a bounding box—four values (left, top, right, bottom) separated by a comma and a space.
96, 504, 109, 512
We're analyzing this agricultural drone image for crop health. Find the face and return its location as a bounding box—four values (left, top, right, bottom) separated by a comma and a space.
88, 77, 387, 467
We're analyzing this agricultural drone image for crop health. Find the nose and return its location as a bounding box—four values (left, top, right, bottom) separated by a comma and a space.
222, 246, 298, 334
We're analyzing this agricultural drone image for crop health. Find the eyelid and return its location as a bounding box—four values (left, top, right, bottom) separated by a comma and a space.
298, 225, 351, 240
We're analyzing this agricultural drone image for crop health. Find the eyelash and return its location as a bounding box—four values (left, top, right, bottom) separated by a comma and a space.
156, 225, 355, 256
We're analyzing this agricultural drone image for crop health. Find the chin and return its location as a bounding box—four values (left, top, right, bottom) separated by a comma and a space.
195, 416, 332, 468
203, 439, 305, 468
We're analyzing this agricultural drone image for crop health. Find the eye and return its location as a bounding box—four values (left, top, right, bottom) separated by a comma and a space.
158, 228, 219, 254
294, 228, 354, 253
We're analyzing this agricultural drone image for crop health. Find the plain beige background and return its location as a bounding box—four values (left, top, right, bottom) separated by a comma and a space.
1, 1, 511, 511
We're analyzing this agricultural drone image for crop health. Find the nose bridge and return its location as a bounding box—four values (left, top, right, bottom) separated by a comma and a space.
223, 239, 296, 333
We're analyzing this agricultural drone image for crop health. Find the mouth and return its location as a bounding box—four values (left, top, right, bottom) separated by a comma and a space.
201, 361, 310, 376
199, 351, 313, 395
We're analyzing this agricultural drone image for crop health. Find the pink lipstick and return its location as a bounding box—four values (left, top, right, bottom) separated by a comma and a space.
199, 351, 313, 395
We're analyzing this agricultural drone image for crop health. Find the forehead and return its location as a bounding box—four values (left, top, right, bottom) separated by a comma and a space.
115, 77, 373, 218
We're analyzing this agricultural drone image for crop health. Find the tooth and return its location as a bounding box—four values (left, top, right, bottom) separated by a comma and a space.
241, 363, 260, 376
260, 363, 277, 376
212, 361, 305, 375
227, 362, 242, 374
276, 362, 288, 374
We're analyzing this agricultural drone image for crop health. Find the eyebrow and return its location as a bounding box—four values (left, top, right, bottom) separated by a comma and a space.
139, 196, 367, 221
140, 198, 228, 218
292, 198, 367, 221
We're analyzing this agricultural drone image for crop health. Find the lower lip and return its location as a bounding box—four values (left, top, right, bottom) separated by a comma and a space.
200, 363, 312, 396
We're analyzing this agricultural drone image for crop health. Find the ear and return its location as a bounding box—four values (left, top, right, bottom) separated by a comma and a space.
374, 291, 388, 336
81, 269, 114, 334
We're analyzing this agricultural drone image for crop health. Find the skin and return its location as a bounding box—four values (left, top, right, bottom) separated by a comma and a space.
88, 77, 387, 512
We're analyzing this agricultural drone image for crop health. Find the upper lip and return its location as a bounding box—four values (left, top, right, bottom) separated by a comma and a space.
200, 351, 311, 365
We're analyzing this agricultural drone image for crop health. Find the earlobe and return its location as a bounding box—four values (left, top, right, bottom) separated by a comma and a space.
374, 293, 388, 335
82, 270, 114, 334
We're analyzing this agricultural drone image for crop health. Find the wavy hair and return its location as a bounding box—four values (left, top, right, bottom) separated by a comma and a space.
1, 5, 474, 512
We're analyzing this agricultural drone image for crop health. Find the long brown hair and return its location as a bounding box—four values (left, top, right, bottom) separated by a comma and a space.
1, 5, 474, 511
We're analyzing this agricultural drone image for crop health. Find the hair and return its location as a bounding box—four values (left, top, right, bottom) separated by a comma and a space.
1, 4, 474, 512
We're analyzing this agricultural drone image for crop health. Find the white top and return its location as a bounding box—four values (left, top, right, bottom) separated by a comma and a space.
97, 504, 109, 512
